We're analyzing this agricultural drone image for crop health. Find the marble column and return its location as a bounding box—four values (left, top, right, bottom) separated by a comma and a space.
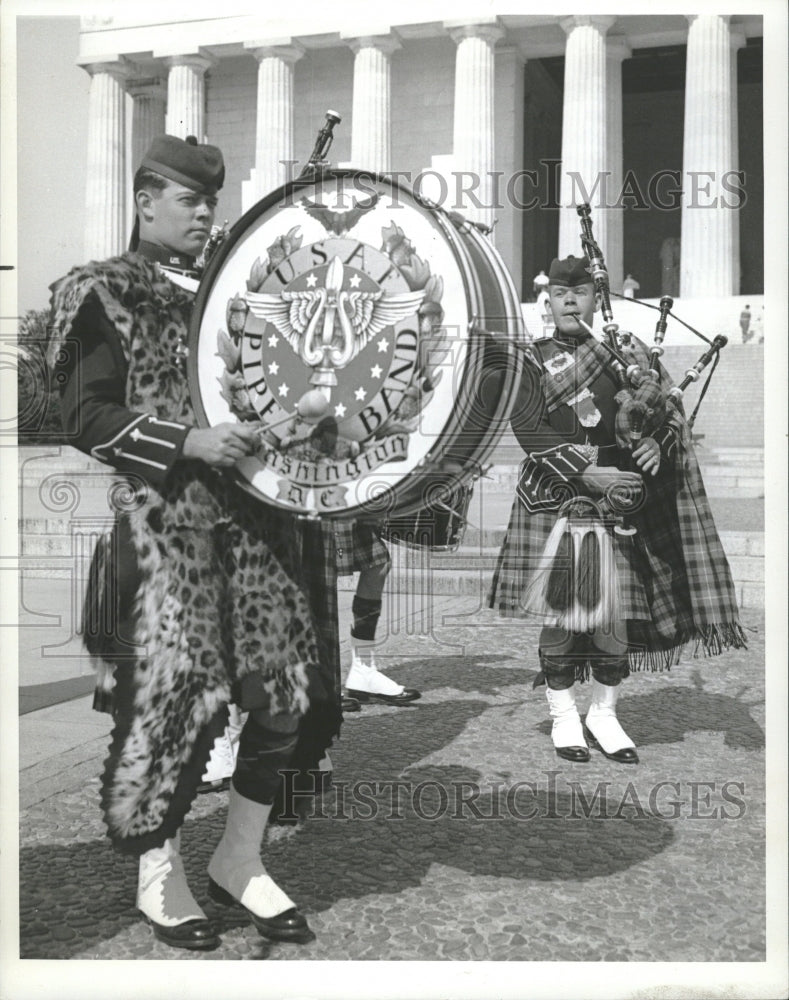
245, 43, 304, 202
680, 15, 736, 297
494, 43, 527, 301
557, 16, 615, 259
605, 37, 630, 293
729, 27, 746, 293
164, 55, 213, 138
346, 35, 400, 173
128, 78, 166, 169
82, 61, 129, 260
448, 21, 505, 230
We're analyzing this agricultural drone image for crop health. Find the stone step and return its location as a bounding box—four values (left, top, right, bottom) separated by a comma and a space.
489, 432, 764, 455
338, 564, 764, 611
384, 546, 763, 580
18, 517, 764, 554
699, 455, 764, 468
19, 560, 766, 611
479, 465, 764, 499
696, 447, 764, 461
19, 449, 764, 502
689, 473, 764, 498
449, 528, 765, 556
20, 442, 765, 471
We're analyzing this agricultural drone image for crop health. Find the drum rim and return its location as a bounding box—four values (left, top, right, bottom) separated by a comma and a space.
382, 479, 474, 552
188, 170, 521, 518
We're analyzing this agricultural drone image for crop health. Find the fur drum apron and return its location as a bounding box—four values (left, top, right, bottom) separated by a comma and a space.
49, 255, 340, 853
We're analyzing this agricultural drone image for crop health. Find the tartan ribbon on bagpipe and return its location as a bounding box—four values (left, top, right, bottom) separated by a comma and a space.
535, 334, 614, 414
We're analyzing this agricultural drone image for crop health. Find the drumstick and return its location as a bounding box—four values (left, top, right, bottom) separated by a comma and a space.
258, 388, 330, 433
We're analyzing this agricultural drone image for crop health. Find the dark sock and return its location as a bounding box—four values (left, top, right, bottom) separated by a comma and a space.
591, 656, 630, 686
351, 596, 381, 641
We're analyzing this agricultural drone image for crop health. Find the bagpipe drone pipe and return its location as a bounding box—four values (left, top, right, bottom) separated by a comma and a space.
574, 203, 728, 448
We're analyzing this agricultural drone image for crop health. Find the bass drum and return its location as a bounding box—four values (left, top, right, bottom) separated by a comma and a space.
382, 480, 475, 552
189, 170, 526, 520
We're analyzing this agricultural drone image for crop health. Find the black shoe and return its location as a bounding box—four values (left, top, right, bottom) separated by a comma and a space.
143, 914, 220, 950
555, 744, 591, 763
208, 877, 315, 944
341, 695, 362, 713
196, 776, 231, 794
345, 687, 422, 706
584, 728, 639, 764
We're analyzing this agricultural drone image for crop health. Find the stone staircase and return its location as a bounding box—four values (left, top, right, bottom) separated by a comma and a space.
17, 444, 765, 610
488, 433, 764, 500
340, 527, 765, 612
685, 446, 764, 498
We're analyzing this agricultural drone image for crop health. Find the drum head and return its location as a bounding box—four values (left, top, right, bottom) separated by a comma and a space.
189, 170, 522, 518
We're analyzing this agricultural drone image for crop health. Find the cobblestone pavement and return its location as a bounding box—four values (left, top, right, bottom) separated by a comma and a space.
18, 598, 769, 972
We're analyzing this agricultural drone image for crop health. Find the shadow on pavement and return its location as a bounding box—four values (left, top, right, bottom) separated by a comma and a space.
279, 771, 676, 918
521, 674, 764, 752
22, 654, 712, 959
610, 671, 764, 750
379, 653, 538, 696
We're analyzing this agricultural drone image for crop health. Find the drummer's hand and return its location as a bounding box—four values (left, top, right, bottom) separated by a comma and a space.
182, 423, 261, 467
632, 437, 661, 476
578, 466, 643, 497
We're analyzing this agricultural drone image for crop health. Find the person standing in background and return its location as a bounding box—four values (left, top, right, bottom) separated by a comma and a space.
622, 273, 640, 299
740, 303, 752, 343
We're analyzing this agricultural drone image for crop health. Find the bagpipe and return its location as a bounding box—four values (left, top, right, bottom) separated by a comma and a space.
523, 204, 729, 631
575, 202, 727, 449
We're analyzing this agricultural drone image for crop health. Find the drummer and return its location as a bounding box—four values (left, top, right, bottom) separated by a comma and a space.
330, 521, 421, 709
50, 133, 340, 950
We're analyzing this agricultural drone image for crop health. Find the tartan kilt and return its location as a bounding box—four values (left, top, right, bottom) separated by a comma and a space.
488, 468, 701, 664
488, 496, 650, 623
328, 519, 391, 577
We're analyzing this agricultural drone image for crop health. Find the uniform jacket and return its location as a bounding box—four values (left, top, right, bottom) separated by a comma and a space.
50, 252, 340, 853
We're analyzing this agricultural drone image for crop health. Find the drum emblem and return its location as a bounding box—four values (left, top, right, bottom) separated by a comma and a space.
245, 254, 425, 402
216, 216, 447, 510
191, 171, 524, 517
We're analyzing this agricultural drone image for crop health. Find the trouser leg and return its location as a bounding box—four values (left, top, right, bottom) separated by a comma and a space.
346, 566, 420, 705
539, 626, 587, 689
590, 656, 630, 687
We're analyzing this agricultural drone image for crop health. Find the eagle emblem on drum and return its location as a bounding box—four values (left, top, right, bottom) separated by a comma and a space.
192, 172, 524, 516
245, 255, 425, 397
210, 203, 453, 512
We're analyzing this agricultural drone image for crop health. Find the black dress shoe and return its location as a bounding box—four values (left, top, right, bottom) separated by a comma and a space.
143, 914, 220, 950
208, 877, 315, 944
196, 776, 231, 794
555, 744, 591, 763
585, 729, 639, 764
341, 695, 361, 713
345, 687, 421, 706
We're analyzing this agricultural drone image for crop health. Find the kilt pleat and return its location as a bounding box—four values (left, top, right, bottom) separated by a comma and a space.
330, 520, 390, 576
